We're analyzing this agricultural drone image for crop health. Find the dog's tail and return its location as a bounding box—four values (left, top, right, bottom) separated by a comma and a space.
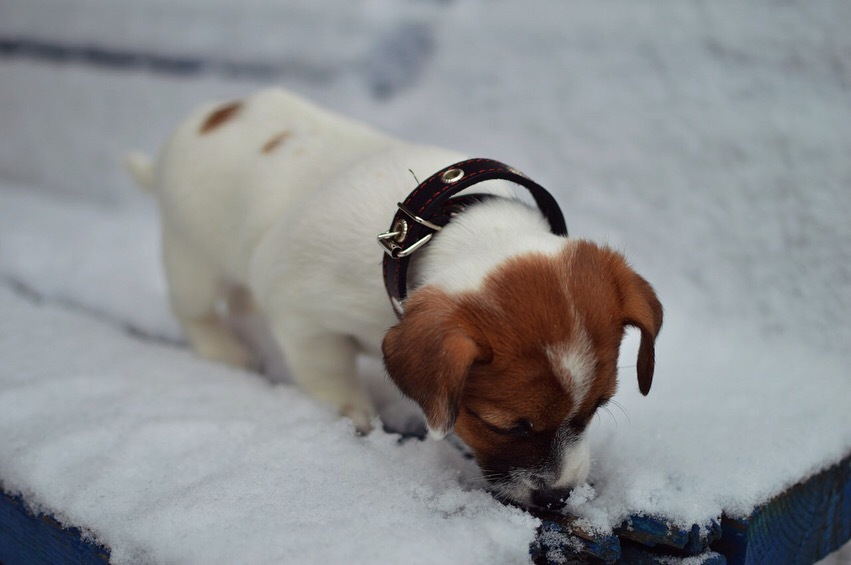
124, 151, 157, 194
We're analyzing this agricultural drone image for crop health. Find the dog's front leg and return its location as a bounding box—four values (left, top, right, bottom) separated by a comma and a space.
273, 329, 376, 434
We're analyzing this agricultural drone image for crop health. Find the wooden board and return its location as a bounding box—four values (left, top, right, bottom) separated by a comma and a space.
531, 453, 850, 564
0, 491, 110, 565
713, 453, 850, 565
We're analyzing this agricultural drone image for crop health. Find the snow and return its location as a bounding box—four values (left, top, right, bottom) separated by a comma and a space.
1, 0, 850, 562
819, 542, 851, 565
0, 187, 179, 341
661, 553, 723, 565
0, 285, 537, 563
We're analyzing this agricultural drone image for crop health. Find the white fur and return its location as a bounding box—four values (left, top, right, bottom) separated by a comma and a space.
547, 322, 595, 492
554, 435, 591, 489
415, 199, 568, 293
547, 326, 596, 414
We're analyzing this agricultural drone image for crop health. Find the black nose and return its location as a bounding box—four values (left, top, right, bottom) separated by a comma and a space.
531, 487, 573, 510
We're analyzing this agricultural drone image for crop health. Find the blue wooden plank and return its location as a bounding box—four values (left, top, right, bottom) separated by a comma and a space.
711, 453, 850, 565
530, 506, 722, 561
619, 541, 726, 564
531, 453, 849, 563
530, 512, 621, 564
712, 516, 749, 565
617, 515, 722, 554
743, 453, 850, 565
0, 490, 110, 565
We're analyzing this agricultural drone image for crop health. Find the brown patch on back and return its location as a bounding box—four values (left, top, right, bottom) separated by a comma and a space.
261, 131, 291, 153
199, 101, 242, 134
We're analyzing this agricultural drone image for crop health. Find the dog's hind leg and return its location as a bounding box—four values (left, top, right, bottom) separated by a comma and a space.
163, 231, 257, 370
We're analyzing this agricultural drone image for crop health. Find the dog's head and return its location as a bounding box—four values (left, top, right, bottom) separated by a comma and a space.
382, 240, 662, 508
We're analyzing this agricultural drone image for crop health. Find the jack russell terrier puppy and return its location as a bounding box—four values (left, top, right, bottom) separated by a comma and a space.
126, 88, 662, 509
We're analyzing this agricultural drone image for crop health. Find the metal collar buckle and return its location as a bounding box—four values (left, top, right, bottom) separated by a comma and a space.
377, 202, 443, 258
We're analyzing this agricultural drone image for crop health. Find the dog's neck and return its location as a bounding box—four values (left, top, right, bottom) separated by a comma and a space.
411, 198, 569, 294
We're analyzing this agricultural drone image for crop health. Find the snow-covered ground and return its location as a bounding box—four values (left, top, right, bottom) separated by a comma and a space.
1, 1, 850, 563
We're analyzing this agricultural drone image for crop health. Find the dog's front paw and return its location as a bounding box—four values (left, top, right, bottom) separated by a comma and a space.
340, 403, 376, 435
197, 339, 259, 372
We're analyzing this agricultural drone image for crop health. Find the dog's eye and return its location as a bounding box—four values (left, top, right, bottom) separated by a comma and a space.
466, 408, 535, 437
501, 419, 534, 437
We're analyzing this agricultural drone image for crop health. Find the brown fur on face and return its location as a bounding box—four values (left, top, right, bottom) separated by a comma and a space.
382, 240, 662, 478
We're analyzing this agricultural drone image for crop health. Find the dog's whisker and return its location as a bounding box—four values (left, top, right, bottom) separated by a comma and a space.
602, 405, 618, 428
610, 399, 631, 425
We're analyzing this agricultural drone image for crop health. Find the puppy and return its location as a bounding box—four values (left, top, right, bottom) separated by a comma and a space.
127, 88, 662, 508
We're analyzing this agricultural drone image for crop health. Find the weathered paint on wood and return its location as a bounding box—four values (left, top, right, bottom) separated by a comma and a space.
530, 514, 621, 564
617, 515, 722, 554
713, 453, 850, 565
619, 541, 727, 564
531, 452, 850, 564
0, 491, 110, 565
531, 512, 723, 563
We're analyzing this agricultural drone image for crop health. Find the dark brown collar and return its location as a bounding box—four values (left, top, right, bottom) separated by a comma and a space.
378, 158, 568, 315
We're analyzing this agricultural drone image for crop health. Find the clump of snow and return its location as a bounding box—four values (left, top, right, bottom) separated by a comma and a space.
660, 552, 723, 565
565, 483, 596, 510
535, 528, 585, 565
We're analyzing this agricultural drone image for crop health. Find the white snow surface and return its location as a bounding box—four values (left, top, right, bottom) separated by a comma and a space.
0, 285, 536, 564
2, 0, 851, 562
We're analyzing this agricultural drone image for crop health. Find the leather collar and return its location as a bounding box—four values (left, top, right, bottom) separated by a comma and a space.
378, 158, 568, 315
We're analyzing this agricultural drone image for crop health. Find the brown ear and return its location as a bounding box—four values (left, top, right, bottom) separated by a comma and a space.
617, 267, 663, 395
382, 289, 483, 438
